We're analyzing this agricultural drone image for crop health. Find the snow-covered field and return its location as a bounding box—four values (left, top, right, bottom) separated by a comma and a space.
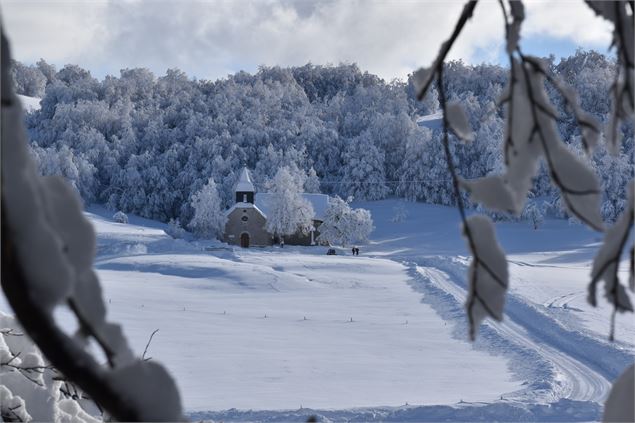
2, 200, 633, 421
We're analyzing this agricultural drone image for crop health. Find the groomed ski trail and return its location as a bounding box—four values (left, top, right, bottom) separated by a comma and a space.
415, 265, 612, 403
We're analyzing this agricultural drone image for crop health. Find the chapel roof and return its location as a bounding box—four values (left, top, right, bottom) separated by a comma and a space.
235, 167, 255, 192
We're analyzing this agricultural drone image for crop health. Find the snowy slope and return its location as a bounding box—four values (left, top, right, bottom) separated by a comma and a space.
1, 200, 632, 421
360, 199, 635, 347
66, 207, 519, 411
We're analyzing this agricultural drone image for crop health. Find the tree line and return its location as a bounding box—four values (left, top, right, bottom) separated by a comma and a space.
12, 51, 633, 230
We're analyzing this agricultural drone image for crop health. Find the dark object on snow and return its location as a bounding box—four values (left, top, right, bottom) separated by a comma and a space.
326, 248, 337, 255
353, 247, 360, 256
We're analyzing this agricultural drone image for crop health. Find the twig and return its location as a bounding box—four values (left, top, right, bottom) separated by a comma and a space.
416, 0, 478, 100
0, 328, 24, 336
142, 329, 159, 361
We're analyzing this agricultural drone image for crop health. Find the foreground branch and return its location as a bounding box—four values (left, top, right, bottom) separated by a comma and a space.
1, 219, 141, 421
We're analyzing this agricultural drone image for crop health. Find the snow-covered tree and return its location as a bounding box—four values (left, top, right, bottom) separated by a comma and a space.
10, 59, 46, 98
317, 196, 373, 246
165, 218, 187, 239
265, 166, 315, 240
522, 201, 544, 230
188, 177, 227, 239
341, 131, 389, 200
112, 211, 128, 224
304, 166, 321, 193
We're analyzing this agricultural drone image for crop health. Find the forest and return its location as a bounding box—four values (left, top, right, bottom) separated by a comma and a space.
11, 50, 633, 228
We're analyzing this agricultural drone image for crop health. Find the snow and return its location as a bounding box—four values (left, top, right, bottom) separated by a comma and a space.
415, 111, 443, 131
1, 200, 633, 421
75, 210, 519, 411
224, 201, 267, 218
234, 167, 255, 192
17, 94, 41, 112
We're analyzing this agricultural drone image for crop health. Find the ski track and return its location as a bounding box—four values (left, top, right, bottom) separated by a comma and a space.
545, 292, 585, 312
399, 253, 635, 410
415, 265, 610, 403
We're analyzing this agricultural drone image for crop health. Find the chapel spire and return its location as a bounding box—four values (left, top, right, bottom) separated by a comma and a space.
235, 166, 255, 203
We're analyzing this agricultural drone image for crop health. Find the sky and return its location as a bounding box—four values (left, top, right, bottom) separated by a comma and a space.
0, 0, 614, 82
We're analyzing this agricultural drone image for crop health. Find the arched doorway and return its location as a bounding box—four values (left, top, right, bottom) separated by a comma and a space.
240, 232, 250, 248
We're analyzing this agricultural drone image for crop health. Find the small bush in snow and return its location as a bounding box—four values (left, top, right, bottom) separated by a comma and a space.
112, 211, 128, 224
165, 218, 187, 239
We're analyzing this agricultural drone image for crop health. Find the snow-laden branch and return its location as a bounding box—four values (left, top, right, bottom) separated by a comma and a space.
413, 0, 478, 101
415, 0, 633, 342
463, 216, 509, 341
412, 0, 511, 340
1, 29, 183, 421
589, 180, 634, 341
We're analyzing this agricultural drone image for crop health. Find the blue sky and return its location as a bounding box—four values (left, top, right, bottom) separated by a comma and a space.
1, 0, 614, 82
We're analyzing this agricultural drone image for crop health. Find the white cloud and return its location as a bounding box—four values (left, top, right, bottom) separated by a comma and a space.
1, 1, 109, 64
0, 0, 614, 82
523, 0, 612, 46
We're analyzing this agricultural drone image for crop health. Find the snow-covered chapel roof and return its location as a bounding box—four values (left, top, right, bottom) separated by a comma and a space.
235, 167, 255, 192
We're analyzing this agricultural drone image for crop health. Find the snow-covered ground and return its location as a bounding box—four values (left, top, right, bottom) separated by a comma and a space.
17, 95, 41, 113
1, 200, 633, 421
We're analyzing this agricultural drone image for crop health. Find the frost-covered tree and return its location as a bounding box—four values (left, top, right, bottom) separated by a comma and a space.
10, 59, 46, 98
165, 218, 187, 239
264, 166, 315, 240
522, 200, 544, 230
304, 166, 321, 193
317, 196, 373, 246
341, 131, 389, 200
13, 48, 630, 227
112, 211, 128, 224
188, 177, 227, 239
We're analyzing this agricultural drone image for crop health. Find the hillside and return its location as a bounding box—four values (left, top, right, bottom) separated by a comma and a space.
2, 200, 631, 421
